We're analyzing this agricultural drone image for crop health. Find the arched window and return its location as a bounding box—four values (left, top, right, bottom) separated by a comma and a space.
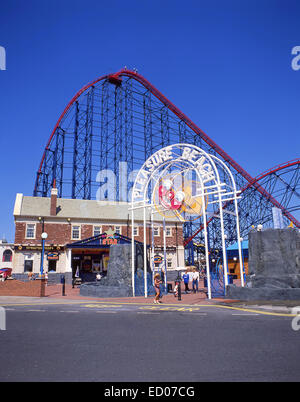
2, 250, 12, 262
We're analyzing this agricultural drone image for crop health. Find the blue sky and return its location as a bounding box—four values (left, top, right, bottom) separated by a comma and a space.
0, 0, 299, 241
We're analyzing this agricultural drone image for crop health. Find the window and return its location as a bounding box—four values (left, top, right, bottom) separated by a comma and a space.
167, 259, 172, 268
93, 226, 102, 236
133, 226, 139, 236
2, 250, 12, 262
26, 224, 36, 239
48, 260, 57, 272
24, 260, 33, 272
115, 226, 121, 235
72, 225, 81, 240
165, 227, 172, 237
153, 226, 160, 237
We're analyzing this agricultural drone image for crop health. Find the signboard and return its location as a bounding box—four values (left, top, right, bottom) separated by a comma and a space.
102, 237, 118, 245
132, 144, 216, 203
153, 254, 163, 264
47, 252, 60, 261
131, 143, 244, 298
15, 245, 64, 252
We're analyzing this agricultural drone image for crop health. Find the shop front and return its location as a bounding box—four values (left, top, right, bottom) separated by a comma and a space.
66, 232, 134, 282
13, 244, 65, 274
71, 248, 110, 281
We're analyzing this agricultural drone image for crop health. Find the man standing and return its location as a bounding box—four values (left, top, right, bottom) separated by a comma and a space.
182, 270, 190, 293
191, 268, 199, 293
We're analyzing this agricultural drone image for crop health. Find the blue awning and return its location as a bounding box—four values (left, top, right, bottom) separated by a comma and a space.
227, 240, 248, 258
227, 240, 248, 251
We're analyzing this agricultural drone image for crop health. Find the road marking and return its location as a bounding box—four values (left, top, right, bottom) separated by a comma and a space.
96, 311, 117, 314
139, 306, 201, 313
232, 313, 259, 316
60, 310, 79, 313
138, 312, 160, 315
83, 304, 123, 309
28, 309, 46, 312
0, 301, 296, 317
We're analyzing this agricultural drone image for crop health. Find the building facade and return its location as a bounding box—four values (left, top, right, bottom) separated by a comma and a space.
13, 188, 185, 279
0, 239, 14, 270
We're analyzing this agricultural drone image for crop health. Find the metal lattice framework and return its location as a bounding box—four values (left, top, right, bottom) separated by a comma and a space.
34, 69, 300, 256
185, 158, 300, 252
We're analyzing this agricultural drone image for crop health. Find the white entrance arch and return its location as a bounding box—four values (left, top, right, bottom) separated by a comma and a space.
130, 144, 243, 299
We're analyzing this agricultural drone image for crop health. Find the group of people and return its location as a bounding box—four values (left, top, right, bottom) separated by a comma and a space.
153, 267, 202, 303
182, 268, 200, 294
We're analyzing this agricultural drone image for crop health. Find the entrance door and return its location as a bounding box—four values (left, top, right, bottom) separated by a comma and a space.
24, 260, 33, 272
72, 260, 81, 278
48, 260, 57, 272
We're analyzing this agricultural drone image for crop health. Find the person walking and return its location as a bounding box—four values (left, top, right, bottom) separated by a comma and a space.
154, 273, 162, 304
182, 270, 190, 293
191, 268, 199, 293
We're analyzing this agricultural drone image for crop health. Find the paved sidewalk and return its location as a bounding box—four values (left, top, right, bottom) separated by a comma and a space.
0, 283, 234, 306
44, 283, 229, 305
1, 282, 300, 315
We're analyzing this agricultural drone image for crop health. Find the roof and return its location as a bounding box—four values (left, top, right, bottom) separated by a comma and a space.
66, 233, 145, 249
13, 194, 178, 223
227, 240, 248, 251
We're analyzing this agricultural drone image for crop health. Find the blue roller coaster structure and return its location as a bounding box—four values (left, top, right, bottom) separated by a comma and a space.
33, 69, 300, 262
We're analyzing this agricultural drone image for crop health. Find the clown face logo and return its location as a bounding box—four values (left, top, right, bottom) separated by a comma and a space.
154, 176, 207, 221
158, 180, 183, 210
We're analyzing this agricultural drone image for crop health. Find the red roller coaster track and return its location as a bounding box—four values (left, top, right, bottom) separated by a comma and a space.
183, 158, 300, 246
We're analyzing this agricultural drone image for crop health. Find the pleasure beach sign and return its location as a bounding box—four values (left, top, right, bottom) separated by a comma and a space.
130, 144, 245, 299
132, 145, 216, 202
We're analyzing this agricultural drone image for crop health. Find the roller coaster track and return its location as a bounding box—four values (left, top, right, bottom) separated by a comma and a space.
34, 69, 299, 239
184, 158, 300, 246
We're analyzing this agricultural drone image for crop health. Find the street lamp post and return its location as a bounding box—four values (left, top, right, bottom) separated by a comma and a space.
240, 237, 246, 284
40, 232, 48, 277
223, 234, 229, 277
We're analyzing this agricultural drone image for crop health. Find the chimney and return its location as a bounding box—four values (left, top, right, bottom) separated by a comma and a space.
50, 183, 58, 216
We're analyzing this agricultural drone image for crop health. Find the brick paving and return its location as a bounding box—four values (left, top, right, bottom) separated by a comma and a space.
45, 281, 240, 305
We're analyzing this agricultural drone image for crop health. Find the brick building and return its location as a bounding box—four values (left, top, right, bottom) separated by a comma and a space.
13, 188, 185, 280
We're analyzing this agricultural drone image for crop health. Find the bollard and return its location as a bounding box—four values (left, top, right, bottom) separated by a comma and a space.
175, 272, 182, 301
60, 274, 66, 296
178, 280, 182, 301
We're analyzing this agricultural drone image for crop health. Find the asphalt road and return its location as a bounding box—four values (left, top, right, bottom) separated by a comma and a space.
0, 301, 299, 382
